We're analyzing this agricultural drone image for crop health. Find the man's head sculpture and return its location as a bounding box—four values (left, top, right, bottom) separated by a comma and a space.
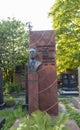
29, 48, 37, 60
28, 48, 41, 73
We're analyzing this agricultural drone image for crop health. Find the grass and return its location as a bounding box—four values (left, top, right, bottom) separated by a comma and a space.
0, 94, 80, 129
0, 96, 27, 130
10, 110, 68, 130
59, 95, 80, 127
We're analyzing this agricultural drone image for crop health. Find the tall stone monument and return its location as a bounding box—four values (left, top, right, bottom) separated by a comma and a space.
0, 70, 4, 109
26, 30, 58, 116
60, 73, 79, 95
71, 67, 80, 108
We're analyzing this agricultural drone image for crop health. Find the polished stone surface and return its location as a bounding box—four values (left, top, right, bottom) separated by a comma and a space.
38, 65, 58, 115
27, 30, 58, 115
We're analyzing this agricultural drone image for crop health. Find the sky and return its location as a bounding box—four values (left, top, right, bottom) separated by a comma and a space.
0, 0, 55, 30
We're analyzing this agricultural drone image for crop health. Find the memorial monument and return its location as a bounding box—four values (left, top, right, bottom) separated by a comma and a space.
71, 67, 80, 109
0, 70, 5, 109
60, 73, 79, 95
0, 70, 5, 128
25, 30, 58, 116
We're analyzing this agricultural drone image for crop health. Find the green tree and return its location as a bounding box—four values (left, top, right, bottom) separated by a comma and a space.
0, 18, 29, 83
49, 0, 80, 74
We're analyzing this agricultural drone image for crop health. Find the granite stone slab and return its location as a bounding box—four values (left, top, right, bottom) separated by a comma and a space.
26, 30, 58, 115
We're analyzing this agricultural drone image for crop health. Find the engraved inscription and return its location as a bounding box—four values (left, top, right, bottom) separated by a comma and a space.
37, 45, 55, 64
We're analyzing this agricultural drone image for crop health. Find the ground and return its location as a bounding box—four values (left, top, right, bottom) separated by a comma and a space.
0, 92, 80, 130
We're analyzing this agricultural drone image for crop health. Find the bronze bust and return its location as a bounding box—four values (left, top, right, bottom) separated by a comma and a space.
27, 48, 41, 73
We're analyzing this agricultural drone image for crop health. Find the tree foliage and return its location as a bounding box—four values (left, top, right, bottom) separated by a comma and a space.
49, 0, 80, 74
0, 18, 29, 82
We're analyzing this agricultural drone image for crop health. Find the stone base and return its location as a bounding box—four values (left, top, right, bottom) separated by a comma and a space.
72, 97, 80, 109
59, 103, 67, 113
59, 90, 79, 95
0, 117, 5, 129
66, 120, 80, 130
10, 119, 20, 130
62, 87, 78, 91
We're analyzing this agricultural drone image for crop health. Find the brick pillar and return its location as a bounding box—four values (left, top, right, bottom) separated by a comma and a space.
28, 72, 39, 114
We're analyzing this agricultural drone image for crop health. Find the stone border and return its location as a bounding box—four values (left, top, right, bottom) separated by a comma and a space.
66, 120, 80, 130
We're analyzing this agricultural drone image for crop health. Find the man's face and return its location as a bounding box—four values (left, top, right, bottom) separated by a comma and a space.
29, 49, 37, 59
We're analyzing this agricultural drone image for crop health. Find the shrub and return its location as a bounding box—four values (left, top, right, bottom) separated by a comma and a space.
13, 110, 68, 130
0, 102, 27, 130
4, 82, 22, 94
59, 98, 80, 128
5, 99, 16, 107
66, 104, 80, 127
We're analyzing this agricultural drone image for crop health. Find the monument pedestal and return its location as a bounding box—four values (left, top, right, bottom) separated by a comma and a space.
28, 73, 39, 114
